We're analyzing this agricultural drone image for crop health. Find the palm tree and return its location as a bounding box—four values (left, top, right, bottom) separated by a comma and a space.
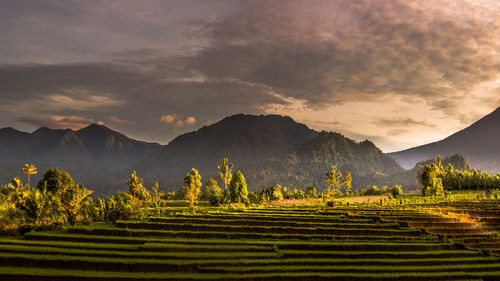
218, 158, 233, 190
22, 164, 37, 188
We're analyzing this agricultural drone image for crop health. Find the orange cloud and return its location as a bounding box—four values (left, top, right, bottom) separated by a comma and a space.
185, 116, 196, 125
160, 114, 176, 124
160, 114, 197, 127
19, 115, 99, 130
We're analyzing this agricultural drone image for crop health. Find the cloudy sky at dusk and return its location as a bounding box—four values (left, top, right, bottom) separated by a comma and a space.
1, 0, 499, 152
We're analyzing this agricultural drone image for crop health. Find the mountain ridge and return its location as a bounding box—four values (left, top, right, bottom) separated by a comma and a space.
0, 114, 402, 195
390, 107, 500, 173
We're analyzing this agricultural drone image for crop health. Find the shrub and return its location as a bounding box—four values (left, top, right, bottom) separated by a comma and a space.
203, 178, 222, 206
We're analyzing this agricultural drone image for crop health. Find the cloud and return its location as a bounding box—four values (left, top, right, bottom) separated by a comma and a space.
1, 0, 500, 149
160, 114, 197, 127
373, 118, 437, 128
106, 116, 136, 126
190, 0, 500, 114
160, 114, 177, 124
175, 120, 184, 127
184, 116, 197, 125
18, 115, 97, 130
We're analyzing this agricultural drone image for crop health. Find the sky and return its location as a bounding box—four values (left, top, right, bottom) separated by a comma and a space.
0, 0, 499, 152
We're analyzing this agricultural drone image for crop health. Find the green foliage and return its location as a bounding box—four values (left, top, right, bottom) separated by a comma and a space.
390, 185, 403, 198
97, 193, 142, 223
36, 168, 75, 194
218, 158, 233, 190
183, 168, 202, 208
229, 170, 248, 204
1, 167, 95, 231
324, 165, 352, 203
256, 184, 283, 204
203, 178, 222, 206
418, 156, 444, 196
305, 186, 318, 198
60, 184, 93, 225
127, 171, 147, 200
365, 185, 381, 195
342, 172, 352, 195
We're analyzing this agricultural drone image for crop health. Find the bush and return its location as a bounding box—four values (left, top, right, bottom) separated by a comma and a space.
203, 179, 222, 206
390, 185, 403, 198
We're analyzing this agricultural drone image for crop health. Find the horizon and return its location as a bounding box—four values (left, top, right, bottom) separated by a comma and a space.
1, 0, 499, 152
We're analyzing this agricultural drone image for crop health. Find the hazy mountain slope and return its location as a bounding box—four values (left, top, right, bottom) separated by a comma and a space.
244, 132, 404, 191
390, 107, 500, 173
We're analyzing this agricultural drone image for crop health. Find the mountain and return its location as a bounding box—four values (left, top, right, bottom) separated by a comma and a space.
0, 114, 405, 195
137, 115, 403, 191
136, 114, 319, 187
0, 124, 161, 194
390, 107, 500, 173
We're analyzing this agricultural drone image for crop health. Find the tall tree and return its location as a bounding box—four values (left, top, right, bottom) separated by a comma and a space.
229, 170, 248, 204
127, 171, 144, 199
22, 164, 37, 188
342, 171, 352, 196
218, 158, 233, 190
184, 168, 202, 208
324, 165, 343, 204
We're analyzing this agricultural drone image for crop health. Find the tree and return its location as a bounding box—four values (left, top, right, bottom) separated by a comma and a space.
203, 178, 222, 206
184, 168, 202, 208
36, 168, 74, 194
305, 186, 318, 198
342, 172, 352, 196
324, 165, 343, 204
218, 158, 233, 190
390, 185, 403, 198
258, 184, 283, 204
150, 182, 162, 207
419, 163, 444, 196
127, 171, 145, 199
22, 164, 37, 188
60, 184, 93, 224
229, 170, 248, 204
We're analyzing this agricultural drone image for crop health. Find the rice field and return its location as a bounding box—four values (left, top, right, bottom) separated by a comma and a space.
0, 202, 499, 280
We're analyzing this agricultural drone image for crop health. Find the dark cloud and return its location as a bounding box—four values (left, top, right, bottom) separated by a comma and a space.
190, 0, 500, 112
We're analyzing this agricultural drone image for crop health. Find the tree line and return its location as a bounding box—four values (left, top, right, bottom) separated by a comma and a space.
1, 158, 402, 233
419, 155, 500, 196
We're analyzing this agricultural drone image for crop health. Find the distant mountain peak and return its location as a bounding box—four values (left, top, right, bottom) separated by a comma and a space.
78, 123, 114, 132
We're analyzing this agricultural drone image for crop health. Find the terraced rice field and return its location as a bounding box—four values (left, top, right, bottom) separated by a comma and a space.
1, 205, 500, 280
